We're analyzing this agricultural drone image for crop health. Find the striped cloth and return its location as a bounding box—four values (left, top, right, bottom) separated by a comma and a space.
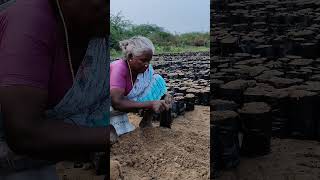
46, 38, 110, 128
127, 64, 167, 102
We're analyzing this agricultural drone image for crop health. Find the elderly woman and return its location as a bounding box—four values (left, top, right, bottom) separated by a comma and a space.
110, 36, 173, 136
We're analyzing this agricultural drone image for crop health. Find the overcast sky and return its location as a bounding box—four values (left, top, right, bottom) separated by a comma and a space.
111, 0, 209, 34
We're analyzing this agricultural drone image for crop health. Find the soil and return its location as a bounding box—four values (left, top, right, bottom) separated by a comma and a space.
56, 162, 104, 180
217, 138, 320, 180
110, 106, 210, 180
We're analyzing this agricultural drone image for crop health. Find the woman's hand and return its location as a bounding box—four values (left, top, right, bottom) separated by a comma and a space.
164, 94, 173, 107
111, 88, 169, 113
151, 100, 169, 113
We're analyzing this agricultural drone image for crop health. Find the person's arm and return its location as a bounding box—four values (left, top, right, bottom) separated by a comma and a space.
111, 88, 168, 113
110, 60, 168, 113
0, 5, 108, 161
0, 86, 107, 161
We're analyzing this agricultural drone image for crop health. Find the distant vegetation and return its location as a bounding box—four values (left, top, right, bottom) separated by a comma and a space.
110, 12, 209, 58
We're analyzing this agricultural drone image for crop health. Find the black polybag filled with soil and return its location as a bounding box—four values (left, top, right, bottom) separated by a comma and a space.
287, 90, 317, 139
160, 108, 173, 128
239, 102, 272, 157
212, 111, 240, 170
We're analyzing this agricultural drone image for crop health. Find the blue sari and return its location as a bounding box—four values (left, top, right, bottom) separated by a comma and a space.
46, 38, 110, 127
110, 64, 167, 135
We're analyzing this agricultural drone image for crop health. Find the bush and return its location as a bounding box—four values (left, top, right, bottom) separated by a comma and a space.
110, 12, 209, 56
110, 12, 132, 50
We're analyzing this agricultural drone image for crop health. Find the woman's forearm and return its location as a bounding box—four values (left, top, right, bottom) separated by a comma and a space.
112, 98, 153, 112
6, 119, 108, 161
111, 89, 154, 112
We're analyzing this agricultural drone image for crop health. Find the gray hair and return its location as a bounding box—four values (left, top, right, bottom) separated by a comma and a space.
119, 36, 155, 59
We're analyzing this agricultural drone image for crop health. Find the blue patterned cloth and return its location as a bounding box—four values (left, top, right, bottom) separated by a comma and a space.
127, 64, 167, 102
46, 38, 110, 127
0, 0, 15, 11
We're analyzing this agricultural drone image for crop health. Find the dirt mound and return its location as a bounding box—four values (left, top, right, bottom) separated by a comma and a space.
111, 106, 210, 180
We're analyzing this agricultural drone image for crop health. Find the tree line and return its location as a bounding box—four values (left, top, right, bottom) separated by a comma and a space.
111, 12, 209, 56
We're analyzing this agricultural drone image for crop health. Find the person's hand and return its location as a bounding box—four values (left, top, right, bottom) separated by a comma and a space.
150, 100, 169, 113
164, 94, 173, 107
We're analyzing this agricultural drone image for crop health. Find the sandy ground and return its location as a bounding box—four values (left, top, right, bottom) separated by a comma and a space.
56, 161, 104, 180
217, 138, 320, 180
110, 106, 210, 180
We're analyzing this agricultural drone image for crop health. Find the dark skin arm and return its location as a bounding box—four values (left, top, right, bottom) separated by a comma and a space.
0, 86, 108, 161
110, 88, 169, 113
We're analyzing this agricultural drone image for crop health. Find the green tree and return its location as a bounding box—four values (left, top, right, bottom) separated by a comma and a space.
130, 24, 164, 37
110, 12, 132, 50
149, 31, 177, 47
110, 12, 209, 57
178, 32, 210, 47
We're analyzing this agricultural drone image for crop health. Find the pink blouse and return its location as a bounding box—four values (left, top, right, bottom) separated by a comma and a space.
110, 59, 133, 96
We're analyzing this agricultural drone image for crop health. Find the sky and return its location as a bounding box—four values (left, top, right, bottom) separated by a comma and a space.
110, 0, 210, 34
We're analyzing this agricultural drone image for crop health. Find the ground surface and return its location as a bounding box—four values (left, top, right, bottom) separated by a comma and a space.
56, 162, 104, 180
111, 106, 210, 180
218, 138, 320, 180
